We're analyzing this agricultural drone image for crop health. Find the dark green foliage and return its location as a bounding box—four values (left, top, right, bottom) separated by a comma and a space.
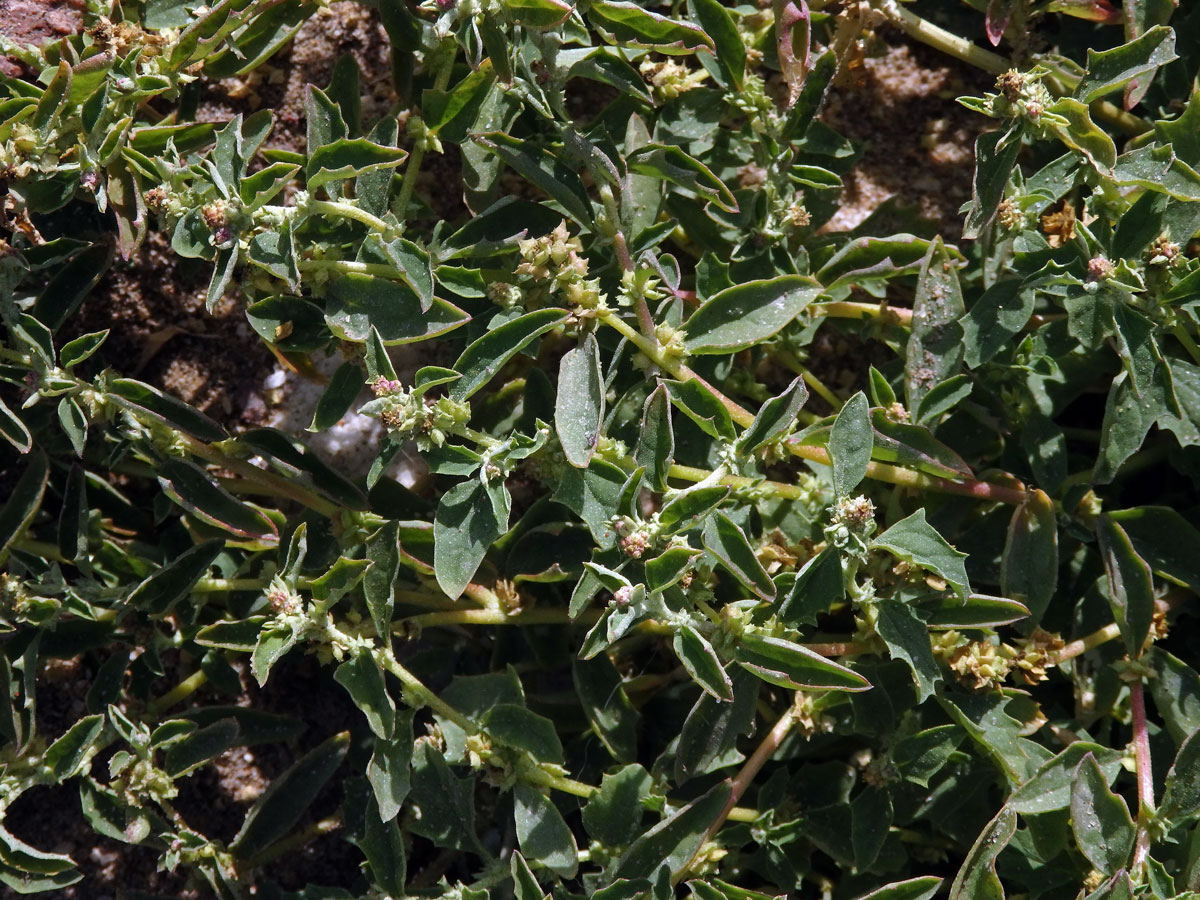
2, 1, 1200, 898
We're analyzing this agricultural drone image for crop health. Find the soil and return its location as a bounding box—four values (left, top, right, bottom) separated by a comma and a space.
0, 1, 992, 895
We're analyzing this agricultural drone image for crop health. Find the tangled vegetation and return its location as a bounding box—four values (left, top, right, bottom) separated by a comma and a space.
2, 0, 1200, 897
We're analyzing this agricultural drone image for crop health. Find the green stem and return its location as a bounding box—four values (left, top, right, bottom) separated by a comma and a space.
600, 310, 1030, 505
667, 463, 812, 501
819, 300, 913, 325
242, 815, 343, 869
305, 199, 396, 236
774, 348, 844, 410
149, 669, 209, 714
1174, 325, 1200, 366
396, 42, 457, 218
1054, 622, 1120, 663
377, 648, 477, 733
876, 1, 1008, 74
296, 259, 410, 279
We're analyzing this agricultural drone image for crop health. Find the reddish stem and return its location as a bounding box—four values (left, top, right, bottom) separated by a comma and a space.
1130, 679, 1154, 871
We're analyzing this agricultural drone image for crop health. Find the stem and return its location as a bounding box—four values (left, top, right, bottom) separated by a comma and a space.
877, 1, 1009, 74
296, 259, 412, 279
1130, 679, 1155, 872
819, 300, 913, 326
1054, 622, 1121, 663
149, 669, 209, 714
396, 42, 456, 218
377, 648, 477, 734
678, 702, 798, 881
305, 199, 396, 236
1174, 325, 1200, 366
774, 349, 843, 410
194, 577, 269, 593
667, 463, 813, 500
601, 310, 1029, 505
242, 815, 343, 868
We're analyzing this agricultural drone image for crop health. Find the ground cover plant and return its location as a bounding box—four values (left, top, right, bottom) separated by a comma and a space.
2, 0, 1200, 896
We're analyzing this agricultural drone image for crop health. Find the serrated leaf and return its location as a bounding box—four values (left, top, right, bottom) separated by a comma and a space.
875, 598, 940, 701
1073, 25, 1177, 103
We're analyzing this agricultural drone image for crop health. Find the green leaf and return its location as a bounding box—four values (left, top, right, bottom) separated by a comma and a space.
675, 667, 759, 782
231, 733, 349, 860
251, 623, 299, 685
474, 133, 594, 225
666, 379, 736, 441
506, 0, 574, 27
915, 375, 972, 425
335, 652, 395, 740
963, 128, 1022, 240
0, 396, 32, 454
614, 782, 731, 879
556, 333, 605, 467
1147, 649, 1200, 744
1096, 514, 1155, 658
364, 521, 401, 640
636, 384, 674, 491
127, 539, 224, 616
1002, 490, 1057, 623
829, 391, 872, 497
851, 786, 892, 871
684, 275, 821, 355
1048, 97, 1117, 173
905, 238, 965, 414
587, 0, 714, 54
158, 459, 278, 542
1113, 143, 1200, 200
109, 378, 227, 442
658, 485, 730, 535
1161, 727, 1200, 821
345, 779, 406, 896
687, 0, 744, 89
875, 598, 940, 701
583, 764, 652, 846
434, 479, 508, 598
948, 805, 1016, 900
737, 376, 808, 454
1071, 751, 1135, 874
1009, 742, 1125, 814
852, 876, 942, 900
871, 510, 970, 602
1109, 506, 1200, 591
702, 513, 775, 600
778, 547, 844, 626
572, 655, 638, 762
513, 783, 578, 878
627, 145, 737, 213
482, 704, 564, 764
919, 593, 1029, 629
815, 234, 942, 288
45, 715, 105, 780
1073, 25, 1177, 103
368, 710, 414, 822
164, 718, 239, 777
325, 273, 469, 344
307, 360, 363, 432
451, 308, 568, 401
734, 632, 870, 691
961, 280, 1034, 368
674, 625, 733, 701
